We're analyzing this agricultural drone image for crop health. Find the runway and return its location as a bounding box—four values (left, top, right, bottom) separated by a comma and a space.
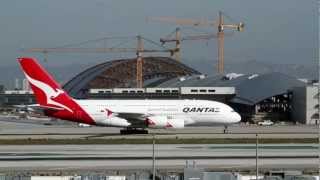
0, 117, 318, 172
0, 117, 317, 140
0, 144, 317, 171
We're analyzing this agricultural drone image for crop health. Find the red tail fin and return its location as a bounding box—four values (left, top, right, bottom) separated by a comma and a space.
17, 57, 95, 125
18, 57, 72, 111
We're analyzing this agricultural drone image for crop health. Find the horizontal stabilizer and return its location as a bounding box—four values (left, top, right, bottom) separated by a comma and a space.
38, 105, 65, 111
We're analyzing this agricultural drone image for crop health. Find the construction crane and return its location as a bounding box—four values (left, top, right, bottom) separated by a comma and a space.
148, 11, 244, 74
23, 36, 175, 88
159, 27, 233, 62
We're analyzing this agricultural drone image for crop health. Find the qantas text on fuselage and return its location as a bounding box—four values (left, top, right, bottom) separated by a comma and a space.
182, 107, 219, 113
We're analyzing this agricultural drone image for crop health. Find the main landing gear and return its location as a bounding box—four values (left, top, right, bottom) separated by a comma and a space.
223, 125, 229, 134
120, 127, 149, 135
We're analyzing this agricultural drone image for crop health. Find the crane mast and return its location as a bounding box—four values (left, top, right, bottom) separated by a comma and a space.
136, 35, 144, 88
217, 11, 225, 74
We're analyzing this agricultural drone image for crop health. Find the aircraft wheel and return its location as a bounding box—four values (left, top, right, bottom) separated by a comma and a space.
120, 128, 148, 135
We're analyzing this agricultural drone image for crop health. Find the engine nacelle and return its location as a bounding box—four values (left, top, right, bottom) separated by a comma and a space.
167, 119, 184, 129
96, 117, 131, 127
146, 116, 184, 129
109, 117, 131, 127
146, 116, 167, 128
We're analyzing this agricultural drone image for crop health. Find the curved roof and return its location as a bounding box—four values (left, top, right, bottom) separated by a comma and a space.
63, 57, 200, 98
158, 72, 306, 105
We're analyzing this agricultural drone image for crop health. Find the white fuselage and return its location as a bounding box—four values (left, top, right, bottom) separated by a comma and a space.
76, 99, 241, 127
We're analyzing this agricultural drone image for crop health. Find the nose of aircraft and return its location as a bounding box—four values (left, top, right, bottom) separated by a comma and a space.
230, 112, 241, 123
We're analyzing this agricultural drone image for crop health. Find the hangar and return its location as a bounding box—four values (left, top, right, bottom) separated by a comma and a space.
63, 57, 200, 98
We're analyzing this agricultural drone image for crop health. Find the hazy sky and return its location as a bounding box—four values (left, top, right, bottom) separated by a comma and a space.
0, 0, 318, 67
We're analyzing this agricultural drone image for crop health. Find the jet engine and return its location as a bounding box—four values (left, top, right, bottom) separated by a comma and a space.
167, 118, 184, 129
146, 116, 184, 129
108, 117, 131, 127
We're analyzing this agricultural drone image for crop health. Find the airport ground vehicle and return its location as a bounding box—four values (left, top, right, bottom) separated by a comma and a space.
18, 57, 241, 134
258, 120, 274, 126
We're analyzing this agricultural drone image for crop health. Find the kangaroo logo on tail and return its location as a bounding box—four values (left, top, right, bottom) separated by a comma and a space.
24, 72, 73, 113
18, 57, 96, 125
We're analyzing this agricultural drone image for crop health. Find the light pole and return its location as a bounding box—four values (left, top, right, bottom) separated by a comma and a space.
256, 133, 259, 180
152, 133, 156, 180
318, 1, 320, 180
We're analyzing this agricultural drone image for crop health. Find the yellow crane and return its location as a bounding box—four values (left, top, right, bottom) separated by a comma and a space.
23, 36, 175, 88
148, 11, 244, 74
159, 27, 233, 62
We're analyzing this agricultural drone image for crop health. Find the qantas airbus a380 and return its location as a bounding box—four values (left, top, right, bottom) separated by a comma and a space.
18, 57, 241, 134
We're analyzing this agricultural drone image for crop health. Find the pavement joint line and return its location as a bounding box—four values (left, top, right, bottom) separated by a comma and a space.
0, 156, 316, 161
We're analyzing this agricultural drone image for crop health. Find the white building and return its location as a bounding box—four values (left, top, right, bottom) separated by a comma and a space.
292, 85, 319, 124
22, 78, 30, 91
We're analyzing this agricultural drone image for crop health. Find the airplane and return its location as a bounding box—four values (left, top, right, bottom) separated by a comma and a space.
18, 57, 241, 134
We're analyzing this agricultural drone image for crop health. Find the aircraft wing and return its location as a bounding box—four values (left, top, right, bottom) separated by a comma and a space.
111, 112, 153, 126
105, 108, 150, 121
116, 112, 150, 121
